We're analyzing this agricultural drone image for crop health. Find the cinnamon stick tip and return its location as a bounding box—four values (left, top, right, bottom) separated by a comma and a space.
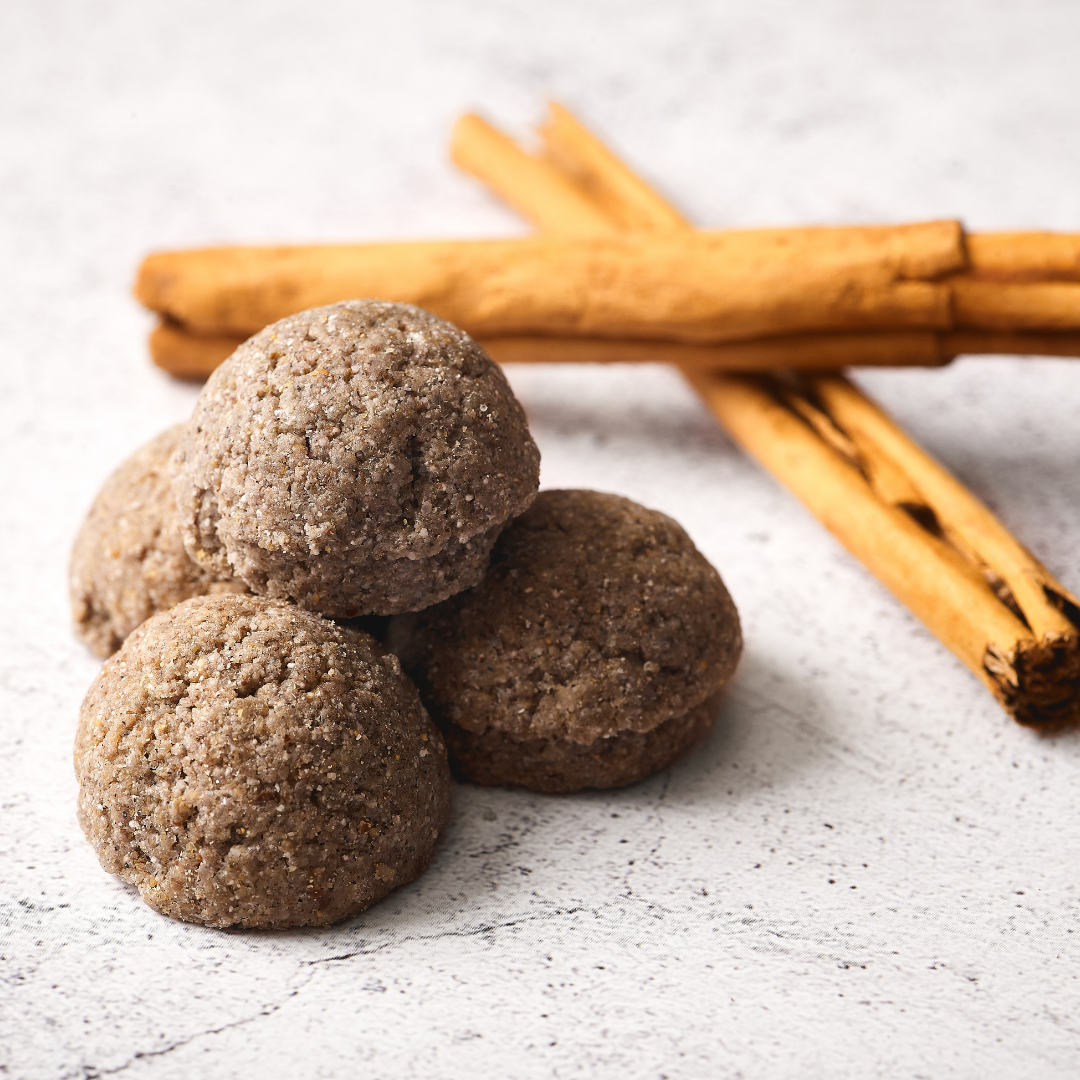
132, 253, 175, 311
541, 100, 569, 125
450, 111, 486, 137
985, 634, 1080, 730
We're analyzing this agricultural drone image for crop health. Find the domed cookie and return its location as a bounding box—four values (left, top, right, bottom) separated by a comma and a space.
70, 426, 247, 658
74, 594, 450, 928
387, 489, 742, 793
173, 300, 541, 617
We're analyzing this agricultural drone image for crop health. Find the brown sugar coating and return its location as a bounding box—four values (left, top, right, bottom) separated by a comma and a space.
74, 594, 450, 928
173, 300, 541, 617
69, 426, 247, 658
387, 489, 742, 792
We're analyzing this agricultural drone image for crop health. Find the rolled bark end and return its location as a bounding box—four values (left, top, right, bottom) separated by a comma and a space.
986, 634, 1080, 729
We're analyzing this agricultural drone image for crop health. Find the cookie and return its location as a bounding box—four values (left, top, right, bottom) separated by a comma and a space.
74, 594, 450, 928
173, 300, 540, 617
69, 426, 246, 657
387, 489, 742, 793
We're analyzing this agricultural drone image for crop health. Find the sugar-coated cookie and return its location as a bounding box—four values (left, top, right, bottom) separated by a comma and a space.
70, 425, 246, 657
173, 300, 540, 617
388, 489, 742, 792
75, 594, 450, 928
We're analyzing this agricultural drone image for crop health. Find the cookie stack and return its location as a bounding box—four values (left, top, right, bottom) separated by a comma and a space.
71, 300, 741, 929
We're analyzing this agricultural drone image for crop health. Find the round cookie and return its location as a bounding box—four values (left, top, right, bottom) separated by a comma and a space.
173, 300, 541, 617
74, 594, 450, 928
387, 489, 742, 793
70, 426, 247, 658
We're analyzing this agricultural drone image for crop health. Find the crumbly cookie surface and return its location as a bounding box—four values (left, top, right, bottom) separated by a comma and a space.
173, 300, 540, 616
387, 489, 742, 790
74, 594, 450, 928
69, 426, 246, 657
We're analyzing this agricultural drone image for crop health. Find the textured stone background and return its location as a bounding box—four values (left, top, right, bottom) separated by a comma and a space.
3, 2, 1080, 1077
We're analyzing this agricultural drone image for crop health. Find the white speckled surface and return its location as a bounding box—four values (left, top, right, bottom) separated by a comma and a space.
3, 2, 1080, 1077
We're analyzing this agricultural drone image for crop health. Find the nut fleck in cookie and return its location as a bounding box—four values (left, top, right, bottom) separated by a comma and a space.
74, 594, 450, 928
388, 489, 742, 793
173, 300, 541, 617
70, 426, 246, 658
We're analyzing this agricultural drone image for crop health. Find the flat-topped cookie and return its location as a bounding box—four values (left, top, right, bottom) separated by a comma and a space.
173, 300, 540, 617
75, 594, 450, 928
70, 425, 246, 657
388, 489, 742, 792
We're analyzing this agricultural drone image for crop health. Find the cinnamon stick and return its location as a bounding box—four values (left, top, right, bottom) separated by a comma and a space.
689, 371, 1080, 725
150, 320, 950, 380
480, 102, 1080, 726
952, 278, 1080, 332
804, 375, 1078, 631
136, 113, 1080, 357
965, 231, 1080, 282
451, 113, 617, 237
538, 102, 689, 233
150, 317, 1080, 382
482, 331, 948, 370
149, 321, 243, 379
942, 330, 1080, 358
135, 227, 959, 345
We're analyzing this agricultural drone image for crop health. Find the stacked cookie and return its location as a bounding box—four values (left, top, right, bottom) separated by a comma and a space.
71, 300, 741, 929
387, 490, 742, 793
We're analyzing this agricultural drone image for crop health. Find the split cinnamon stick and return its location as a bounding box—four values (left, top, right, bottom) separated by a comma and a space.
805, 375, 1079, 639
487, 102, 1080, 726
690, 371, 1080, 726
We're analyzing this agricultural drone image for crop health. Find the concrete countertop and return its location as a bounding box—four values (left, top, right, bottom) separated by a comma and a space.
3, 2, 1079, 1076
